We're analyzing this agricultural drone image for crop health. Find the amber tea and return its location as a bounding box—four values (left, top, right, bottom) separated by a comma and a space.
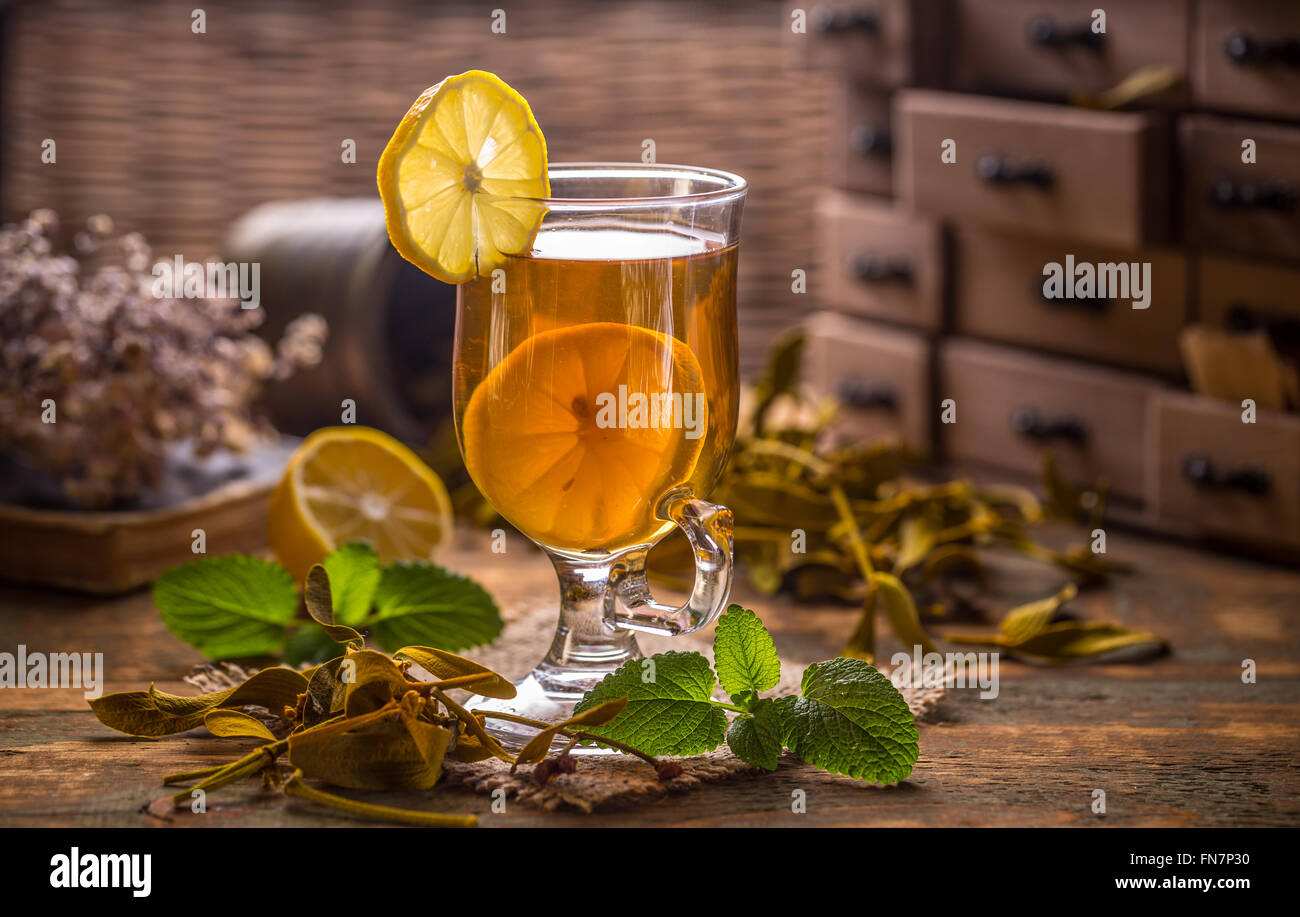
455, 222, 739, 556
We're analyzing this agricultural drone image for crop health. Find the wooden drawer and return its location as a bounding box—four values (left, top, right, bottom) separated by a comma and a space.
896, 90, 1170, 248
940, 339, 1158, 500
953, 0, 1189, 105
804, 311, 932, 451
1193, 0, 1300, 120
1149, 391, 1300, 547
953, 228, 1189, 375
829, 83, 894, 196
816, 191, 944, 330
1181, 115, 1300, 262
787, 1, 947, 86
1197, 254, 1300, 361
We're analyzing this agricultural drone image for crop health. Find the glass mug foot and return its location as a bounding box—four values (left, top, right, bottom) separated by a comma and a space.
467, 491, 733, 753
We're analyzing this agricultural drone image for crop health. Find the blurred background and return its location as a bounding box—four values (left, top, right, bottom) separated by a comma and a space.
1, 0, 827, 378
3, 0, 1300, 591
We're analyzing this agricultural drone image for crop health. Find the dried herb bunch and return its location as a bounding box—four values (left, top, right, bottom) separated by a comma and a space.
0, 209, 327, 508
89, 564, 656, 827
652, 332, 1164, 665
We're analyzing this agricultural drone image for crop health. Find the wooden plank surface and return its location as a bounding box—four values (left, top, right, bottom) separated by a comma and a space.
1, 525, 1298, 827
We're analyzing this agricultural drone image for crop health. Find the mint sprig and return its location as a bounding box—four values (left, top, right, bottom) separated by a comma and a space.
154, 555, 299, 659
152, 542, 502, 662
573, 651, 728, 756
368, 562, 502, 652
321, 541, 382, 626
575, 604, 919, 783
713, 605, 780, 697
773, 658, 918, 783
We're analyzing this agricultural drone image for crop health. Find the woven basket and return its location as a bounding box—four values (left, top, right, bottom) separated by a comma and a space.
1, 0, 833, 375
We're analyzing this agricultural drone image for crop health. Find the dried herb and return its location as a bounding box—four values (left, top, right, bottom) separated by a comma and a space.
152, 541, 502, 662
641, 331, 1157, 667
90, 565, 682, 825
945, 584, 1168, 665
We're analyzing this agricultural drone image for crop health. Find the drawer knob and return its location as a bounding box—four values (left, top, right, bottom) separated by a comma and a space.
849, 124, 892, 157
1035, 275, 1109, 314
1225, 303, 1300, 350
1010, 407, 1088, 445
977, 153, 1054, 189
815, 6, 880, 35
1210, 179, 1298, 212
1182, 454, 1271, 496
850, 254, 913, 284
1224, 32, 1300, 67
835, 378, 898, 412
1028, 17, 1105, 51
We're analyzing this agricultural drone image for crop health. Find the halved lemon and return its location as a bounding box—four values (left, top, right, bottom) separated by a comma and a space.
461, 323, 707, 551
268, 426, 454, 583
377, 70, 549, 283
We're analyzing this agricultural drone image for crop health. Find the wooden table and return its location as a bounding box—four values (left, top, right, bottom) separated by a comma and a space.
2, 525, 1298, 827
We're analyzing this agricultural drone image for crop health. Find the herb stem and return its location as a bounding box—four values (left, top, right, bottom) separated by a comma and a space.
171, 740, 287, 806
162, 763, 230, 785
474, 710, 661, 767
707, 699, 749, 714
569, 731, 659, 767
283, 771, 476, 828
428, 672, 499, 691
471, 710, 551, 729
286, 706, 394, 748
432, 689, 515, 764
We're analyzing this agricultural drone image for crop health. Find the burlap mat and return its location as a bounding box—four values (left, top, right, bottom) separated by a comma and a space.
438, 595, 947, 813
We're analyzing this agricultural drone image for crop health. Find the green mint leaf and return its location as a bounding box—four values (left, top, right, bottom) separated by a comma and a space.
713, 604, 781, 696
153, 555, 298, 659
574, 651, 727, 756
367, 562, 502, 653
322, 542, 381, 626
774, 657, 918, 784
726, 697, 783, 771
283, 626, 343, 667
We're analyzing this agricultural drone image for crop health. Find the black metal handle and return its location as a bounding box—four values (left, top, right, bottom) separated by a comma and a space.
1224, 303, 1300, 350
816, 6, 879, 35
836, 378, 898, 412
1224, 32, 1300, 67
1210, 179, 1298, 212
977, 153, 1054, 189
850, 254, 912, 284
1034, 275, 1110, 314
1182, 454, 1271, 496
1028, 16, 1104, 51
1010, 407, 1088, 446
849, 123, 892, 157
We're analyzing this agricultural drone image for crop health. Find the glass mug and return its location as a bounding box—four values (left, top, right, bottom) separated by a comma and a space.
452, 163, 746, 748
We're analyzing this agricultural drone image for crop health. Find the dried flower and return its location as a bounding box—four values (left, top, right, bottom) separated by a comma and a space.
0, 210, 328, 508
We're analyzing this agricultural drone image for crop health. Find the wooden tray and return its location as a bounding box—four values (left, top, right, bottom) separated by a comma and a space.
0, 440, 294, 594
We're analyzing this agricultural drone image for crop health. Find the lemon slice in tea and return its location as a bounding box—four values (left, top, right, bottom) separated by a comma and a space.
377, 70, 550, 283
461, 322, 708, 551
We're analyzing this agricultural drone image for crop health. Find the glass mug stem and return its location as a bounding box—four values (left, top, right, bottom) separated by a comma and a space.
468, 491, 734, 751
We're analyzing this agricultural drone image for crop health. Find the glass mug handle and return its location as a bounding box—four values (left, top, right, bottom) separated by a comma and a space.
604, 488, 734, 637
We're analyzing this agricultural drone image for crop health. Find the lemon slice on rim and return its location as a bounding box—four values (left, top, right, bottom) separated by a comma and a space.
268, 426, 454, 584
377, 70, 550, 283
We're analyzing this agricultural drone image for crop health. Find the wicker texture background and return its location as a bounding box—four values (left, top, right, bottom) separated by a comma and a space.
1, 0, 832, 374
